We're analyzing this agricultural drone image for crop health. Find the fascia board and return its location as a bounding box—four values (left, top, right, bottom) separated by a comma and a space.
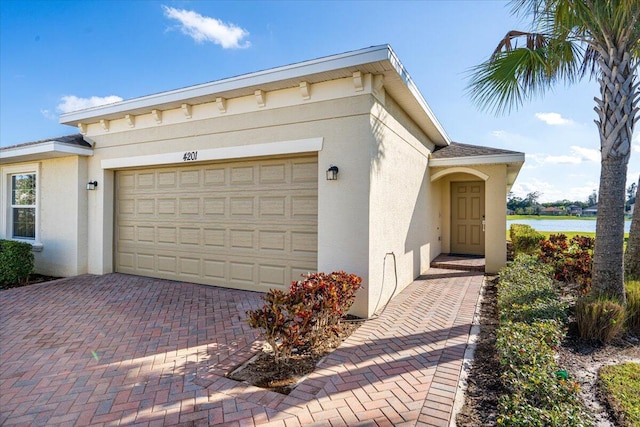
385, 48, 451, 145
59, 45, 393, 125
0, 141, 93, 161
429, 153, 525, 167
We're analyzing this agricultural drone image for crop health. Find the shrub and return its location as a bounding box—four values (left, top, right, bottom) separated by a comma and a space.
625, 280, 640, 334
288, 271, 362, 347
575, 296, 626, 343
0, 239, 34, 286
246, 271, 362, 362
510, 224, 545, 255
539, 234, 593, 292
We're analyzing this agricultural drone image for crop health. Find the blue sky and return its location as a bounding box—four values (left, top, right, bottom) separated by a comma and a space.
1, 0, 638, 203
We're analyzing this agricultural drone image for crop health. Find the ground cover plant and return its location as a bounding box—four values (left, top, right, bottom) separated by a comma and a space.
229, 271, 363, 393
459, 227, 640, 426
495, 255, 591, 426
598, 362, 640, 427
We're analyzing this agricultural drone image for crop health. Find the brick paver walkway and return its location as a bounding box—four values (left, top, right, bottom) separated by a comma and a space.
0, 269, 483, 426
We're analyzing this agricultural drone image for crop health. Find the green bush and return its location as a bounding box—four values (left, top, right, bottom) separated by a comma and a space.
624, 280, 640, 334
0, 239, 34, 286
509, 224, 545, 255
575, 296, 625, 344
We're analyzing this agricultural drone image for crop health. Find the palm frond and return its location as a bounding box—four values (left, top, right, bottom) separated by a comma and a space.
468, 30, 582, 115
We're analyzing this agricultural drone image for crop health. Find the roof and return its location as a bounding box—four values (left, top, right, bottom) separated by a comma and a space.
429, 142, 525, 189
431, 142, 522, 159
0, 134, 93, 163
59, 45, 451, 146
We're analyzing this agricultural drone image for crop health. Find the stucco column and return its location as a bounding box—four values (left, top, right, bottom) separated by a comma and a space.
484, 166, 507, 273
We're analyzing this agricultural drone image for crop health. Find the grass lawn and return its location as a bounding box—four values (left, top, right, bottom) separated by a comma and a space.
598, 362, 640, 427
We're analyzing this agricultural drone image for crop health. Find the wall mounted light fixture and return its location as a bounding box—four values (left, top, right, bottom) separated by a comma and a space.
86, 181, 98, 190
326, 165, 339, 181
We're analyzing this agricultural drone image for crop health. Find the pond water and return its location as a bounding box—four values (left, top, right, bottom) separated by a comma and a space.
507, 218, 632, 234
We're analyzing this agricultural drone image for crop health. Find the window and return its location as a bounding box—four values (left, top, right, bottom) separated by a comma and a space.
11, 173, 36, 239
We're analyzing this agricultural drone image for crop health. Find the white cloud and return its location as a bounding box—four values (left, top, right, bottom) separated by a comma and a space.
633, 132, 640, 152
163, 6, 250, 49
40, 109, 56, 120
512, 178, 597, 203
535, 112, 574, 126
544, 154, 582, 164
570, 145, 600, 162
56, 95, 123, 113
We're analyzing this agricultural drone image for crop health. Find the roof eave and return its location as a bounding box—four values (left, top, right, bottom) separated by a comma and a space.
59, 45, 451, 146
0, 141, 94, 163
429, 153, 525, 167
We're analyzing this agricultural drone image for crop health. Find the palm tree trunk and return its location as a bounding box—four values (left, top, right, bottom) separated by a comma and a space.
625, 176, 640, 280
593, 157, 628, 302
591, 49, 637, 304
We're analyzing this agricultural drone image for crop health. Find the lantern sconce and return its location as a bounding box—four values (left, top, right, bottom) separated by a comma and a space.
326, 165, 339, 181
86, 181, 98, 190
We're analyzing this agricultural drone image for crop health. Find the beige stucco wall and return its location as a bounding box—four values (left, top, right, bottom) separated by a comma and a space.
432, 164, 508, 273
366, 96, 438, 315
84, 81, 377, 315
1, 156, 88, 277
71, 73, 446, 317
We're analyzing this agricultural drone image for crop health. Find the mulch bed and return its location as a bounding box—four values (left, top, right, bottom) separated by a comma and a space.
226, 319, 362, 394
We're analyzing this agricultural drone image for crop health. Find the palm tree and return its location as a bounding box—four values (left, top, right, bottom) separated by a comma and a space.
468, 0, 640, 304
625, 176, 640, 279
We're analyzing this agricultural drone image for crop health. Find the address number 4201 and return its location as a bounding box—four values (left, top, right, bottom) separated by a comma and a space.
183, 151, 198, 161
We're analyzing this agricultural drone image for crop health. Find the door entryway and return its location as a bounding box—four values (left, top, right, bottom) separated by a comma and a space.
451, 181, 485, 256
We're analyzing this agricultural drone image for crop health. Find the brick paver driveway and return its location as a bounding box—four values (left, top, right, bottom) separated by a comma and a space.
0, 270, 483, 426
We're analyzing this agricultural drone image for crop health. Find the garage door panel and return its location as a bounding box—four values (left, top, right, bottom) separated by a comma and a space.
137, 173, 155, 188
116, 155, 318, 291
260, 164, 286, 183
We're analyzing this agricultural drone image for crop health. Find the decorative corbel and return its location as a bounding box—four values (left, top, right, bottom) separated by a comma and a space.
299, 81, 311, 100
78, 123, 87, 135
151, 109, 162, 124
255, 90, 266, 107
181, 103, 192, 119
100, 119, 110, 132
353, 71, 364, 92
216, 97, 227, 113
124, 114, 135, 128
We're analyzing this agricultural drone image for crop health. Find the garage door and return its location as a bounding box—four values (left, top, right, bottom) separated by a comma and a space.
115, 155, 318, 292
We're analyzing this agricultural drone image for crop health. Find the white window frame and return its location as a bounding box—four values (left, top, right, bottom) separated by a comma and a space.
1, 163, 42, 251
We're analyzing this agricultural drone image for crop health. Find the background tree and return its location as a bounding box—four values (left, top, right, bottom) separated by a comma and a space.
627, 181, 637, 211
625, 176, 640, 279
587, 189, 598, 206
468, 0, 640, 304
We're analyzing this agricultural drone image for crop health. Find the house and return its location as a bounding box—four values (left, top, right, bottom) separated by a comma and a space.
0, 45, 524, 317
540, 206, 565, 216
567, 204, 583, 216
583, 205, 598, 217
